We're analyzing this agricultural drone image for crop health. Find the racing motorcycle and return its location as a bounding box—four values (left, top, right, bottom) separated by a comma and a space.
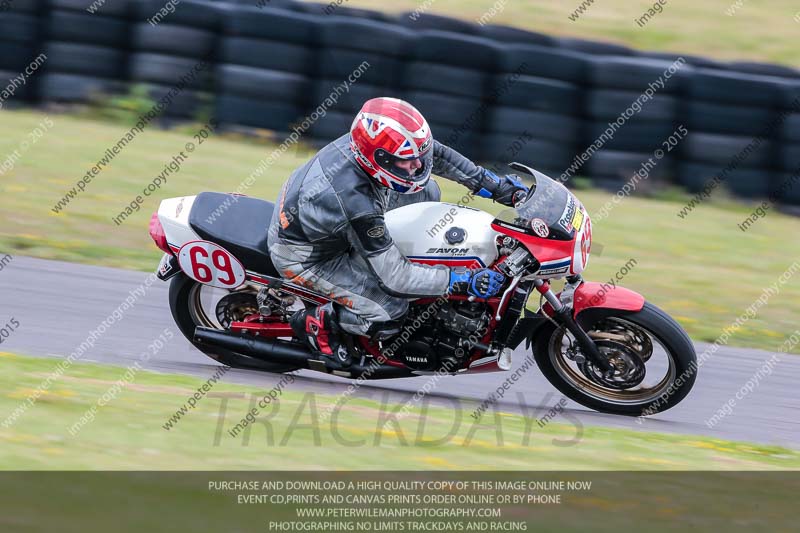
148, 163, 697, 416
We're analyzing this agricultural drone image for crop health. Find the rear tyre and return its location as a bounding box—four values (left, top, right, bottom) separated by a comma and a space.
169, 273, 299, 373
533, 302, 697, 416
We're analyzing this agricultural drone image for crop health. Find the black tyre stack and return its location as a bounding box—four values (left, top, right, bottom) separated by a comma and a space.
678, 69, 785, 198
637, 50, 728, 71
127, 0, 220, 120
775, 82, 800, 206
39, 0, 131, 103
293, 1, 393, 22
0, 0, 43, 105
476, 23, 556, 47
727, 61, 800, 80
557, 36, 634, 57
216, 5, 317, 133
396, 10, 479, 35
4, 0, 800, 211
401, 30, 500, 160
483, 44, 588, 180
308, 16, 413, 144
582, 57, 685, 189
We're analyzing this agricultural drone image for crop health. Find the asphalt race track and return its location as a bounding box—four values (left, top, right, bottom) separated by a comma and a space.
1, 256, 797, 448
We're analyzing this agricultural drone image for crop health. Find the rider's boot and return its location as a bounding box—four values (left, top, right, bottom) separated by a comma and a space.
290, 303, 352, 368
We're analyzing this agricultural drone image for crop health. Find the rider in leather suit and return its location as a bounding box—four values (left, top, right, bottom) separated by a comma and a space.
267, 97, 527, 365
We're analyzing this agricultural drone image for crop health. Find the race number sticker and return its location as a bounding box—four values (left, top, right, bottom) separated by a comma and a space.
178, 241, 246, 289
581, 218, 592, 266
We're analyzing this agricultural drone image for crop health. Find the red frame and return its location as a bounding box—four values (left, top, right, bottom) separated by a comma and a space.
230, 315, 295, 338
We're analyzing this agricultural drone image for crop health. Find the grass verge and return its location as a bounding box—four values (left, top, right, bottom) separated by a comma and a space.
0, 352, 798, 470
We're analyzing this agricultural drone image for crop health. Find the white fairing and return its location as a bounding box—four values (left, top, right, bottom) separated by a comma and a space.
385, 202, 501, 268
157, 195, 200, 249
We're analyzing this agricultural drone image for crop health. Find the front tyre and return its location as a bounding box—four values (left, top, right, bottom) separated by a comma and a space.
533, 302, 697, 416
169, 273, 299, 373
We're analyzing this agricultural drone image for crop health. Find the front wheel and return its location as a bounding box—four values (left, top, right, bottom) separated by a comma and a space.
169, 273, 299, 373
532, 302, 697, 416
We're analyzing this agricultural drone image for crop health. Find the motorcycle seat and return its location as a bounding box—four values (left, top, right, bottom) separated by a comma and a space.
188, 192, 280, 277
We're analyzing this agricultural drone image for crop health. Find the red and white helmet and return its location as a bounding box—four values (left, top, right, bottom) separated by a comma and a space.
350, 97, 434, 194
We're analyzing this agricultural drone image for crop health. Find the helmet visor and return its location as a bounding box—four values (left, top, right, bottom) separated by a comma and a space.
374, 148, 433, 186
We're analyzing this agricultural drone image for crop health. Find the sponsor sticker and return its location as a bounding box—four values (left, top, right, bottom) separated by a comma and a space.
571, 207, 584, 232
558, 196, 577, 232
530, 218, 549, 238
538, 265, 570, 276
537, 257, 572, 277
157, 254, 174, 278
426, 247, 470, 256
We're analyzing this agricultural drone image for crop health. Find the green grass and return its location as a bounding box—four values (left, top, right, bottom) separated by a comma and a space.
1, 109, 798, 353
1, 352, 797, 470
347, 0, 800, 68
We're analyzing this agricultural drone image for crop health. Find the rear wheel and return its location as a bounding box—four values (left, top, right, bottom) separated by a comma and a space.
169, 273, 299, 373
533, 302, 697, 416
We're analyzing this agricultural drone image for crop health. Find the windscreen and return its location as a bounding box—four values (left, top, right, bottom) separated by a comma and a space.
494, 171, 577, 236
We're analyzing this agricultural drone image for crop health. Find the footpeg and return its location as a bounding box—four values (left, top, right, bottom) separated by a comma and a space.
498, 348, 513, 370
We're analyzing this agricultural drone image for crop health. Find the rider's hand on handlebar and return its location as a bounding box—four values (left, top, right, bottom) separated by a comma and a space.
511, 188, 528, 207
480, 171, 529, 207
448, 268, 506, 298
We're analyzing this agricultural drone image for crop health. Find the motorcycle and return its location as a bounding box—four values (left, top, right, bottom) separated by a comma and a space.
148, 163, 696, 416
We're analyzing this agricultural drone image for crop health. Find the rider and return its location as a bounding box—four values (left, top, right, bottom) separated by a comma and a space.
267, 97, 527, 366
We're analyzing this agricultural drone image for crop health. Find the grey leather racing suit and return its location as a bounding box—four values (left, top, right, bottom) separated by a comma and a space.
267, 134, 506, 336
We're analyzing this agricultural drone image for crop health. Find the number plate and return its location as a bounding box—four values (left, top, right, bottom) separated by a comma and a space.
177, 240, 246, 289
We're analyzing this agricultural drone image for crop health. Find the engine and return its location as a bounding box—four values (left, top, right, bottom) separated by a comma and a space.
393, 300, 492, 372
381, 202, 507, 371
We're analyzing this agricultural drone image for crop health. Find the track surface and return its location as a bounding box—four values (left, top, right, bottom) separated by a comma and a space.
1, 256, 797, 448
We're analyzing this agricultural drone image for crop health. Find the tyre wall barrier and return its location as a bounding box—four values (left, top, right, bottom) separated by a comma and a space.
4, 0, 800, 206
581, 56, 685, 190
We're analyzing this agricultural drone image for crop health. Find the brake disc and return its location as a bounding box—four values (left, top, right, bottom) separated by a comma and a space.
215, 291, 259, 328
578, 339, 646, 389
589, 319, 654, 362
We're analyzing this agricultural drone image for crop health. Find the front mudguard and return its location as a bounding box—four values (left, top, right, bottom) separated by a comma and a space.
510, 281, 646, 350
572, 281, 645, 329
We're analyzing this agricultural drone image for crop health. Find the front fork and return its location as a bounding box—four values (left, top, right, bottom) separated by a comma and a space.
534, 276, 614, 373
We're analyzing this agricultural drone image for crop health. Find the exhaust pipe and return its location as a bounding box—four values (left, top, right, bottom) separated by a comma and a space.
194, 327, 415, 380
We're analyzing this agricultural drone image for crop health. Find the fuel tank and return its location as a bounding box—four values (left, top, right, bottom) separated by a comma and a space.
385, 202, 501, 268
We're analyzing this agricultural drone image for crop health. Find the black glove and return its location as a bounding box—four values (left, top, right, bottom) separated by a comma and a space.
475, 170, 529, 207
